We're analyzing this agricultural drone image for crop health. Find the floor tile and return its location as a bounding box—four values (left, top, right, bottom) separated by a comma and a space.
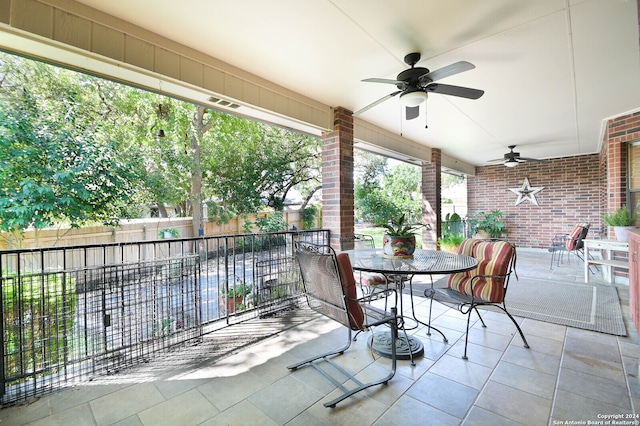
552, 389, 634, 422
462, 406, 525, 426
429, 354, 493, 390
89, 383, 166, 425
200, 400, 278, 426
27, 403, 96, 426
490, 361, 556, 399
137, 389, 218, 425
557, 368, 631, 409
373, 395, 460, 426
407, 372, 478, 418
501, 345, 561, 376
474, 380, 551, 425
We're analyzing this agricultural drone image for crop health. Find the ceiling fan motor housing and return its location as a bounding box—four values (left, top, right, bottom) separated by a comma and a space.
396, 67, 430, 90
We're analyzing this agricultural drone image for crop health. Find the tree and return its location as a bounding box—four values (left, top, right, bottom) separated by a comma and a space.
354, 151, 421, 226
203, 111, 321, 219
0, 55, 144, 245
0, 52, 322, 241
383, 163, 421, 223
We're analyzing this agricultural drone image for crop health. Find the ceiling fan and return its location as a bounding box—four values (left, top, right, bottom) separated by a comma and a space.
489, 145, 547, 167
353, 52, 484, 119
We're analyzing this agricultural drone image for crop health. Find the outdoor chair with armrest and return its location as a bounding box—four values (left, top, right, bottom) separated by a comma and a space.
548, 223, 590, 270
424, 239, 529, 360
288, 241, 399, 408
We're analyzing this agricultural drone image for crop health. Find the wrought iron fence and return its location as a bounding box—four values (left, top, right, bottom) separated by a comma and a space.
0, 229, 329, 405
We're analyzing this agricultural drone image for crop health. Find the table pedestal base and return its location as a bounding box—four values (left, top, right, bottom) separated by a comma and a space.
369, 332, 424, 361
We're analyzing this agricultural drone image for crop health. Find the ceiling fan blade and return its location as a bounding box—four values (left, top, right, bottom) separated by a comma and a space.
405, 105, 420, 120
423, 61, 476, 82
353, 91, 402, 116
426, 83, 484, 99
519, 157, 547, 163
362, 78, 403, 85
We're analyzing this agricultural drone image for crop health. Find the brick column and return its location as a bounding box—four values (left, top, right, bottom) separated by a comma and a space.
421, 148, 441, 249
322, 107, 354, 249
605, 111, 640, 238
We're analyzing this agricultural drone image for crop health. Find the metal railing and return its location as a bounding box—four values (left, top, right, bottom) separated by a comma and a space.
0, 229, 329, 405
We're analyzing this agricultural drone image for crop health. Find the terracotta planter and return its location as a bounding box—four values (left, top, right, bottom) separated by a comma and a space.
382, 234, 416, 259
475, 230, 491, 239
439, 243, 460, 253
221, 295, 244, 313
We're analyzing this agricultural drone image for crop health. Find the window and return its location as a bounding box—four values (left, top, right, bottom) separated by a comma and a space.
628, 142, 640, 223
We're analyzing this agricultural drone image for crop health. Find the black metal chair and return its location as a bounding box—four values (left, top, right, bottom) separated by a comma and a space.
424, 239, 529, 360
288, 242, 399, 408
340, 233, 388, 294
549, 223, 590, 269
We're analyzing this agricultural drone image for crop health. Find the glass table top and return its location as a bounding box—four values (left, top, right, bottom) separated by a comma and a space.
343, 248, 477, 275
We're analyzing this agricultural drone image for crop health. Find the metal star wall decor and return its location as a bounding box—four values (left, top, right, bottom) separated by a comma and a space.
509, 177, 544, 206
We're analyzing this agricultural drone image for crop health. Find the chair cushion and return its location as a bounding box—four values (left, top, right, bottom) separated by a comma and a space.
356, 272, 387, 287
565, 223, 588, 250
447, 240, 514, 303
457, 238, 476, 257
336, 253, 366, 330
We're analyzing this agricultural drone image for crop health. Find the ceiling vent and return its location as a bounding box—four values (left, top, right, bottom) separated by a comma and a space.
207, 96, 240, 109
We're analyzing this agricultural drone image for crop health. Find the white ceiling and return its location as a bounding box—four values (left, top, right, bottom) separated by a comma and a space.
75, 0, 640, 168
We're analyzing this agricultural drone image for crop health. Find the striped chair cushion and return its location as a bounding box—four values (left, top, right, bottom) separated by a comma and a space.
565, 223, 588, 250
457, 238, 477, 257
356, 271, 387, 287
336, 253, 366, 330
447, 240, 514, 303
446, 238, 478, 295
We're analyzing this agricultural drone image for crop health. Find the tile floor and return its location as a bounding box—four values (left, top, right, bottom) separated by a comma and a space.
1, 248, 638, 425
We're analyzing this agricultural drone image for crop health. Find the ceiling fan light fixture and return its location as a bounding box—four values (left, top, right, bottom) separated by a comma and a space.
504, 159, 519, 167
400, 90, 427, 107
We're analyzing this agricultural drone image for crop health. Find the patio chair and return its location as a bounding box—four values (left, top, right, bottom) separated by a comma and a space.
424, 239, 529, 360
548, 223, 590, 269
340, 233, 388, 293
288, 241, 399, 408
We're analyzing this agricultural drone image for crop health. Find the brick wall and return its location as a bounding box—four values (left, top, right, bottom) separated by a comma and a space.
604, 111, 640, 221
468, 154, 601, 248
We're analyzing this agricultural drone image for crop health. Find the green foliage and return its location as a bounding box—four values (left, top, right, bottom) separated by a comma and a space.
442, 212, 463, 236
355, 185, 401, 226
0, 52, 322, 237
159, 228, 179, 238
0, 53, 144, 236
302, 206, 319, 229
437, 233, 465, 249
354, 152, 421, 226
603, 205, 637, 226
2, 270, 76, 380
204, 111, 321, 218
255, 212, 288, 233
242, 219, 255, 234
383, 214, 422, 236
472, 210, 507, 237
220, 281, 253, 297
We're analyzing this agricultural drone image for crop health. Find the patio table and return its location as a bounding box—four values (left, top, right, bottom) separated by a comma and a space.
344, 248, 477, 362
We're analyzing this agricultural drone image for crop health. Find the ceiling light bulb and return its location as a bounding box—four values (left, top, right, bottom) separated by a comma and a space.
504, 160, 518, 167
400, 91, 427, 107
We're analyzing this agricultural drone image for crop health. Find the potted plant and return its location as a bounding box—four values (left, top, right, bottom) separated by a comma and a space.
159, 228, 179, 239
603, 205, 637, 242
472, 210, 506, 238
382, 214, 422, 259
220, 278, 253, 313
437, 233, 465, 252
